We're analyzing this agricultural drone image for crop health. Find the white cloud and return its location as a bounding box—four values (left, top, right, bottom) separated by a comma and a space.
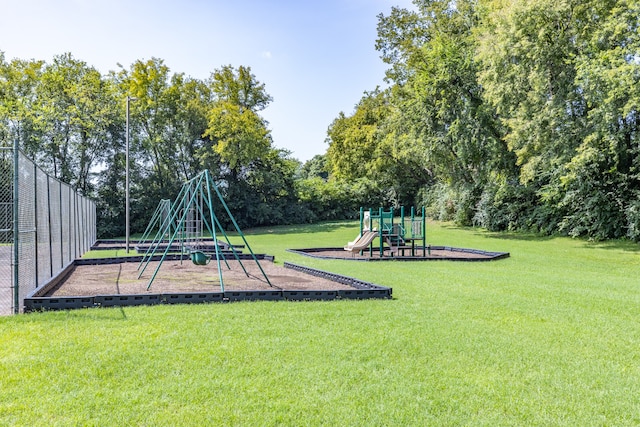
261, 51, 273, 60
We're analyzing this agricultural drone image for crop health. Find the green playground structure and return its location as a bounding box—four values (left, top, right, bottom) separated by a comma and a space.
351, 206, 428, 257
137, 170, 272, 291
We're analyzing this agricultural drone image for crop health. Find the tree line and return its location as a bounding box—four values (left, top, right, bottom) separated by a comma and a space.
0, 54, 381, 237
2, 0, 639, 241
326, 0, 640, 241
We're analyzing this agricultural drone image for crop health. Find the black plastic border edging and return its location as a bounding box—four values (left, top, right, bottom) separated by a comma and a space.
90, 238, 246, 251
287, 246, 510, 261
23, 261, 392, 313
75, 253, 274, 266
282, 262, 390, 291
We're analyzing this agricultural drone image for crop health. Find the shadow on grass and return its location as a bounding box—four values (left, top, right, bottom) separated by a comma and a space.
481, 229, 640, 253
578, 239, 640, 253
436, 222, 557, 242
244, 221, 357, 236
475, 230, 557, 242
448, 223, 640, 253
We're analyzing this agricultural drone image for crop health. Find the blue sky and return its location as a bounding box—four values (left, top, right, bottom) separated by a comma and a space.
0, 0, 414, 162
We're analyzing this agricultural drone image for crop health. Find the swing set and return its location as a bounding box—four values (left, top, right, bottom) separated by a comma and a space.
136, 170, 271, 292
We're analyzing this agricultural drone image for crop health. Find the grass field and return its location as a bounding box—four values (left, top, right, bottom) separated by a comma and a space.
2, 220, 640, 426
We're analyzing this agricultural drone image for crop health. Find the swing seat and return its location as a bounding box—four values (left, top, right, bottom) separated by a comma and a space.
190, 250, 211, 266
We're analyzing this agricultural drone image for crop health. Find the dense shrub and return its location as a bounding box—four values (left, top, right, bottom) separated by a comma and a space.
626, 196, 640, 242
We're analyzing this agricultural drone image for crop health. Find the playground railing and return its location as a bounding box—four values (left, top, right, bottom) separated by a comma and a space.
411, 220, 424, 238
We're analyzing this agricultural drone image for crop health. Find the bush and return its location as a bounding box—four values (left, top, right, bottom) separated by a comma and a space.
474, 180, 550, 233
558, 164, 629, 240
419, 183, 457, 222
625, 196, 640, 242
418, 183, 480, 226
474, 182, 511, 231
295, 177, 389, 223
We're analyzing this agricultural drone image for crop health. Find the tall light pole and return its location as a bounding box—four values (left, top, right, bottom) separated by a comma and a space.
125, 96, 137, 254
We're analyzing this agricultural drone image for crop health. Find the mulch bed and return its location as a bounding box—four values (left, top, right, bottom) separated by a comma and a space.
41, 244, 508, 301
288, 246, 510, 261
47, 259, 356, 297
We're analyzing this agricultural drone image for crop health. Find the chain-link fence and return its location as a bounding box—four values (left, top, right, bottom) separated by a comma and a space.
0, 147, 97, 315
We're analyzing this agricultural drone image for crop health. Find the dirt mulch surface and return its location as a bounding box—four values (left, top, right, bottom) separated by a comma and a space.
48, 259, 355, 297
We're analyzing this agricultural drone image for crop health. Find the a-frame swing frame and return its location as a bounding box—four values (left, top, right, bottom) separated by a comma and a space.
135, 199, 173, 253
137, 170, 272, 292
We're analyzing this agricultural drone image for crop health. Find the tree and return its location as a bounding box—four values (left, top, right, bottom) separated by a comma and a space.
476, 0, 586, 185
115, 57, 213, 230
208, 65, 272, 112
244, 149, 301, 226
558, 0, 640, 239
298, 154, 329, 180
204, 100, 272, 172
326, 89, 389, 181
0, 53, 43, 149
119, 58, 182, 191
202, 65, 273, 176
373, 0, 513, 220
170, 74, 212, 180
476, 0, 640, 238
375, 5, 430, 86
24, 53, 118, 192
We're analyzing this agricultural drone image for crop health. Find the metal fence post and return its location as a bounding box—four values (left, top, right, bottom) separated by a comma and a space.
33, 161, 39, 288
47, 176, 53, 278
12, 141, 19, 314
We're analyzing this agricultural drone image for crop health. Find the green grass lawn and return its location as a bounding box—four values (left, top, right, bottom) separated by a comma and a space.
2, 221, 640, 426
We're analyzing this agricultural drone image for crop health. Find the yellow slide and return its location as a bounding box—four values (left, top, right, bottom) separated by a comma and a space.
344, 231, 378, 252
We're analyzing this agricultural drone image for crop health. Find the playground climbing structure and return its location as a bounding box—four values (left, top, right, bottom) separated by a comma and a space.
350, 206, 428, 257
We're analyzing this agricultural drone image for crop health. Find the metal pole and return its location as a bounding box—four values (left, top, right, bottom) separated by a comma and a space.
33, 162, 38, 288
379, 207, 383, 257
368, 208, 373, 257
58, 181, 63, 270
125, 97, 130, 253
12, 142, 19, 314
47, 176, 53, 277
125, 96, 137, 253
